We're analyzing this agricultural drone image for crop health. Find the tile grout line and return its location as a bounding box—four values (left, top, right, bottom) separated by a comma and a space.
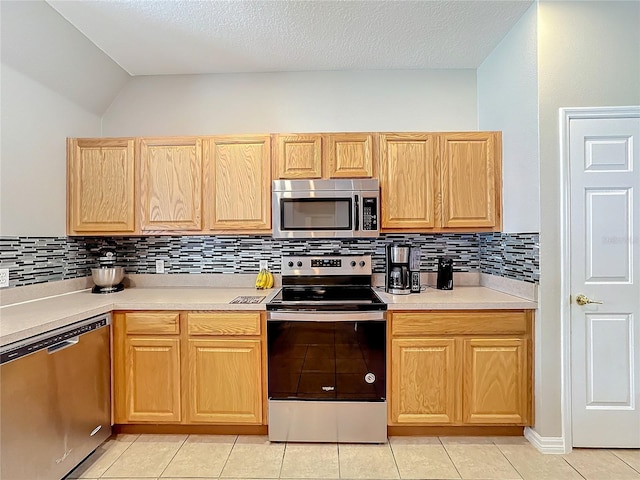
491, 441, 525, 480
609, 450, 640, 475
95, 434, 140, 478
386, 439, 402, 480
278, 441, 288, 479
217, 434, 239, 479
156, 434, 189, 479
439, 437, 464, 480
558, 454, 587, 480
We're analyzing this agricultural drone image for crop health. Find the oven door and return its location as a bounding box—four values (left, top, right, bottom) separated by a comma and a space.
267, 313, 386, 401
266, 312, 387, 442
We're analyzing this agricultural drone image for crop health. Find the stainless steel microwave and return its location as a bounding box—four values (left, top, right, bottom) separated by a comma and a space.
272, 179, 380, 238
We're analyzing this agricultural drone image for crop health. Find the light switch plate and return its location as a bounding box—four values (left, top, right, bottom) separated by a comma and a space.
259, 260, 268, 269
155, 259, 165, 274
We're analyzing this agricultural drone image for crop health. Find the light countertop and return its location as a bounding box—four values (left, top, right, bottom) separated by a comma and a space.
0, 285, 536, 348
0, 287, 279, 347
375, 286, 537, 310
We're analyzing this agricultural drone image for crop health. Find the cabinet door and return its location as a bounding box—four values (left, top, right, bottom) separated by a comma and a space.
390, 338, 457, 424
187, 339, 262, 424
274, 134, 322, 179
67, 138, 135, 234
125, 336, 181, 422
439, 132, 502, 229
140, 137, 202, 231
326, 133, 375, 178
463, 338, 529, 424
379, 134, 438, 229
205, 136, 271, 231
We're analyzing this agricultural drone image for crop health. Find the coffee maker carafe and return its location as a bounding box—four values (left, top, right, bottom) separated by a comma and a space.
386, 244, 411, 295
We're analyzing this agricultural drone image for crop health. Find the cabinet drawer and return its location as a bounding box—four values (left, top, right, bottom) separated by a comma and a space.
187, 312, 261, 336
125, 312, 180, 334
391, 311, 528, 336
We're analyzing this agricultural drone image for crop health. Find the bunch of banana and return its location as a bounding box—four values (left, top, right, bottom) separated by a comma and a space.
255, 268, 274, 289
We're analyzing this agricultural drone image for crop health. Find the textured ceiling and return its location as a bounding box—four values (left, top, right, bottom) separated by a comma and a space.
47, 0, 534, 76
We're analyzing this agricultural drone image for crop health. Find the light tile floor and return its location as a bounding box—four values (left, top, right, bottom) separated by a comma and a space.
65, 434, 640, 480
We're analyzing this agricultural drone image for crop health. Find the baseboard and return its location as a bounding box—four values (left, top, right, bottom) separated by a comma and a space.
524, 427, 568, 454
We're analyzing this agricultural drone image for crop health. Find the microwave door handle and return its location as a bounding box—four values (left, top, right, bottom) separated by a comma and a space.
354, 195, 360, 231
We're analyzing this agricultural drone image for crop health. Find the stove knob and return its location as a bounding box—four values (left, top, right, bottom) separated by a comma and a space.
297, 261, 303, 267
359, 261, 366, 267
350, 261, 356, 267
288, 261, 294, 268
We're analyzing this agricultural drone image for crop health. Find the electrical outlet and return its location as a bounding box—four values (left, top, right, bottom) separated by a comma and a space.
155, 259, 165, 274
0, 268, 9, 288
259, 260, 268, 270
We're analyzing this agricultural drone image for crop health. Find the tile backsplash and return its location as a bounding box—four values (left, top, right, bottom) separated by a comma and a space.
0, 233, 539, 288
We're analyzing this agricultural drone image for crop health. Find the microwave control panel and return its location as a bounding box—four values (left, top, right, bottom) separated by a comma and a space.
362, 197, 378, 231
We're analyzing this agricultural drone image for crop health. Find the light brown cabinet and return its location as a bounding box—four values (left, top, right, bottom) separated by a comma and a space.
139, 137, 203, 232
185, 311, 264, 424
379, 132, 502, 232
389, 310, 533, 427
274, 133, 376, 179
67, 138, 136, 235
186, 338, 262, 423
274, 134, 322, 179
391, 338, 457, 424
113, 312, 182, 423
113, 311, 265, 426
379, 133, 437, 229
204, 136, 271, 232
440, 132, 502, 229
326, 133, 375, 178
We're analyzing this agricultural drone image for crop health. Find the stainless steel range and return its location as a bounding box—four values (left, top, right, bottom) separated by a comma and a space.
266, 255, 387, 443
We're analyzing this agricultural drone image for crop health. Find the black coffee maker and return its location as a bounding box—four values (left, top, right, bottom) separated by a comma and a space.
437, 257, 454, 290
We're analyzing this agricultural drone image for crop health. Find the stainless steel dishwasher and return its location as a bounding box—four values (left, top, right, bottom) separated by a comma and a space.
0, 313, 112, 480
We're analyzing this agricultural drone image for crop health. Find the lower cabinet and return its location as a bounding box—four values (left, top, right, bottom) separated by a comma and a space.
125, 336, 182, 422
389, 310, 533, 427
113, 311, 265, 425
186, 338, 262, 424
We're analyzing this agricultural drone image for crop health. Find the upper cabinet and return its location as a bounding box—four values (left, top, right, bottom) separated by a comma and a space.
204, 135, 271, 232
379, 133, 437, 229
139, 137, 203, 232
439, 132, 502, 230
326, 133, 375, 178
67, 138, 136, 235
274, 134, 322, 179
67, 130, 501, 236
379, 132, 502, 232
273, 133, 376, 179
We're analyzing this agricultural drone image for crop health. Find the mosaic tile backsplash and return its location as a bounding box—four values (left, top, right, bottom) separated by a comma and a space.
0, 233, 539, 288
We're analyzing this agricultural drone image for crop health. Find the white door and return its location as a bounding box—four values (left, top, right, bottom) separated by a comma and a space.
569, 109, 640, 447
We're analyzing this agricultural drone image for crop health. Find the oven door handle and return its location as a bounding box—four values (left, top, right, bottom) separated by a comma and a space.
267, 311, 385, 322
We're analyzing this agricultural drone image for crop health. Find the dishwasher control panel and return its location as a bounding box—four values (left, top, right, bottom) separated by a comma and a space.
0, 314, 110, 365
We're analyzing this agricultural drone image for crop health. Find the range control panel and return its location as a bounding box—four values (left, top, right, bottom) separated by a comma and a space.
281, 255, 372, 277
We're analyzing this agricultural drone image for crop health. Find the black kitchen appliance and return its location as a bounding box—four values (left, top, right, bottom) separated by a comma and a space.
437, 256, 454, 290
266, 255, 387, 443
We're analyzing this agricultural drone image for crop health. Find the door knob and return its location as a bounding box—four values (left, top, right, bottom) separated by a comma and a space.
575, 294, 603, 306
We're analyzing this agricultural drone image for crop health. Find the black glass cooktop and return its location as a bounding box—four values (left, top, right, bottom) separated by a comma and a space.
267, 286, 386, 311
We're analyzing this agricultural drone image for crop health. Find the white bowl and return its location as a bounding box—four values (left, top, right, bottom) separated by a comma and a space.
91, 267, 125, 287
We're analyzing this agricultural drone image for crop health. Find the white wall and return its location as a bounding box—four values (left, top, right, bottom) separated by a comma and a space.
0, 65, 103, 236
537, 0, 640, 438
102, 70, 478, 136
0, 1, 129, 236
477, 4, 539, 234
